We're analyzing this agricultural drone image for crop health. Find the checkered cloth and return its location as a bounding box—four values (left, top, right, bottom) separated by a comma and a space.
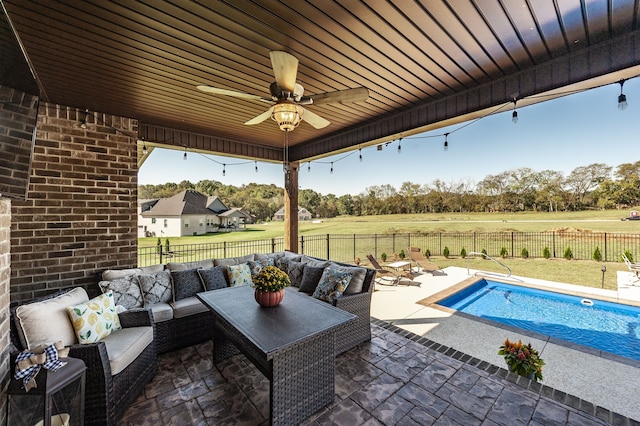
14, 341, 69, 391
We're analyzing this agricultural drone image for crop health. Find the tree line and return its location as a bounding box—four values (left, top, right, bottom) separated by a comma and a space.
138, 161, 640, 221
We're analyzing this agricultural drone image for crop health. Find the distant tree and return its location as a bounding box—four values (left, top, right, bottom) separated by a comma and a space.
460, 247, 467, 258
520, 248, 529, 259
542, 246, 551, 259
592, 246, 602, 261
443, 246, 450, 258
563, 246, 573, 260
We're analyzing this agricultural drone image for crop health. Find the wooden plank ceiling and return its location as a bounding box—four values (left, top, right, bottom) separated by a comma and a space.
3, 0, 640, 164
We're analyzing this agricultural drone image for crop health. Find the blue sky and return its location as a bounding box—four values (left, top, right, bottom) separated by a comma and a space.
139, 78, 639, 196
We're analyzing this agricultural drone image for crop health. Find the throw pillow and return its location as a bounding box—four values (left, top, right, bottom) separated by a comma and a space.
327, 263, 367, 295
227, 263, 253, 287
171, 269, 204, 301
67, 291, 121, 344
98, 275, 143, 310
312, 268, 353, 303
101, 264, 164, 280
247, 258, 275, 277
287, 260, 305, 287
197, 266, 228, 291
298, 265, 325, 294
138, 270, 172, 307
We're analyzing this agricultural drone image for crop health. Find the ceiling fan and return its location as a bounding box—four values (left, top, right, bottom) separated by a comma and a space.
197, 51, 369, 131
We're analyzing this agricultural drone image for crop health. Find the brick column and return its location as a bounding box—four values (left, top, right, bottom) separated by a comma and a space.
10, 103, 139, 303
0, 197, 10, 426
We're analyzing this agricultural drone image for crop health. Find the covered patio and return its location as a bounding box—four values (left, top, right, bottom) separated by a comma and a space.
3, 1, 640, 424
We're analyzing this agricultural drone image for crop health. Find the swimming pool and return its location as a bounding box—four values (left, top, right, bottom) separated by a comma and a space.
437, 279, 640, 362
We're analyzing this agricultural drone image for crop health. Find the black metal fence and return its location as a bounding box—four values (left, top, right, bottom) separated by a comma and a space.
138, 231, 640, 267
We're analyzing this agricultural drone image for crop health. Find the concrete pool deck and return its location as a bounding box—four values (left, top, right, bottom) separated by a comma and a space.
370, 266, 640, 422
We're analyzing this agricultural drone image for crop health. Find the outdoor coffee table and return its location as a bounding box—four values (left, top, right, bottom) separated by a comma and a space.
197, 286, 356, 425
386, 260, 412, 274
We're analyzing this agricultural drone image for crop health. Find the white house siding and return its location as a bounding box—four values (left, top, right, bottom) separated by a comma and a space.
180, 214, 220, 236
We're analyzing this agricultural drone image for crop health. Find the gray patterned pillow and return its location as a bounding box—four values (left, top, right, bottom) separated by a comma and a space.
197, 266, 228, 291
247, 258, 275, 277
312, 268, 353, 303
287, 260, 305, 287
98, 275, 143, 309
171, 269, 204, 301
138, 271, 172, 307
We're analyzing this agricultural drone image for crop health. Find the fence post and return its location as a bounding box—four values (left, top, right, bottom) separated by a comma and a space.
552, 231, 556, 258
604, 232, 607, 261
511, 232, 514, 259
159, 245, 163, 265
326, 234, 330, 260
353, 234, 356, 263
271, 238, 276, 253
374, 234, 378, 258
300, 235, 305, 254
473, 232, 476, 253
223, 241, 227, 258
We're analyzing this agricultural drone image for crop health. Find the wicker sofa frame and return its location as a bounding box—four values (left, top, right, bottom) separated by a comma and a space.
151, 257, 375, 356
10, 289, 157, 426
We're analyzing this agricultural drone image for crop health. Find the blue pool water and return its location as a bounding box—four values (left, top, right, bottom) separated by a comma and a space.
437, 279, 640, 361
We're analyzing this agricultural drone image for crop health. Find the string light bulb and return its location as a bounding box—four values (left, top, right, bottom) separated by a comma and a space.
307, 162, 311, 172
330, 162, 334, 174
444, 133, 449, 151
222, 164, 226, 176
142, 140, 148, 154
397, 138, 402, 153
359, 148, 363, 162
511, 99, 518, 124
618, 79, 628, 110
183, 148, 187, 160
79, 108, 89, 129
254, 160, 258, 173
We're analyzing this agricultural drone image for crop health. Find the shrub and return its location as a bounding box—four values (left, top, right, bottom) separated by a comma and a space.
460, 247, 467, 258
399, 249, 406, 259
563, 246, 573, 260
156, 238, 162, 253
520, 248, 529, 259
443, 246, 450, 258
424, 248, 431, 258
542, 246, 551, 259
592, 246, 602, 261
165, 238, 171, 253
381, 252, 387, 262
499, 247, 508, 258
623, 250, 634, 262
481, 248, 488, 259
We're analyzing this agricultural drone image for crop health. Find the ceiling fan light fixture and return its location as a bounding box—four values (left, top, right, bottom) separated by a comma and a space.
272, 100, 303, 131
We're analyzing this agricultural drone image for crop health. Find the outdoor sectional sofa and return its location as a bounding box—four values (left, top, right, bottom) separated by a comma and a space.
98, 251, 376, 356
8, 251, 375, 426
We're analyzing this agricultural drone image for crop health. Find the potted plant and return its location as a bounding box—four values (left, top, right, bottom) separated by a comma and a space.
251, 265, 291, 307
498, 338, 545, 381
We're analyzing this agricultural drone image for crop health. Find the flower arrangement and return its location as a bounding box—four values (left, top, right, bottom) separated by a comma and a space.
252, 266, 291, 292
498, 338, 545, 381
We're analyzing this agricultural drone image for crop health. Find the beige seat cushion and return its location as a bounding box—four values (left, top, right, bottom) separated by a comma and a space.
170, 297, 208, 319
102, 326, 154, 375
149, 303, 173, 323
166, 259, 214, 271
15, 287, 89, 349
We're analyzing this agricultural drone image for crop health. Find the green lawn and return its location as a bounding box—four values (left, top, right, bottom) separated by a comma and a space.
139, 210, 639, 291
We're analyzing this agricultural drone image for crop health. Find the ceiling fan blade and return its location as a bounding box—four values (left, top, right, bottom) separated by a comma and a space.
270, 51, 298, 93
244, 107, 274, 125
311, 87, 369, 105
301, 107, 330, 129
197, 85, 269, 101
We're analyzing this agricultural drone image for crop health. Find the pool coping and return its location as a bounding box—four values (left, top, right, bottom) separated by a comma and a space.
417, 275, 640, 369
371, 317, 635, 425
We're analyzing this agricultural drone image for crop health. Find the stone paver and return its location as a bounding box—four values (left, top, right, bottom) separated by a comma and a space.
121, 322, 631, 425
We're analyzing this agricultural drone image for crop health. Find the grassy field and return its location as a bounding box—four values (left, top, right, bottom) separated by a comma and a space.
139, 210, 640, 290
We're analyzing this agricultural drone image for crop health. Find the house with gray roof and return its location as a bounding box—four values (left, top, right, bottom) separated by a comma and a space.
272, 207, 313, 221
138, 190, 253, 237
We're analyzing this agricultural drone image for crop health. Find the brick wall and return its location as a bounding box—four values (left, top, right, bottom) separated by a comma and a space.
10, 103, 139, 303
0, 198, 10, 426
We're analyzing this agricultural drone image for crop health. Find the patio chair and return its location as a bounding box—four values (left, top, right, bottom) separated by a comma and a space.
366, 255, 403, 286
621, 253, 640, 283
408, 247, 441, 274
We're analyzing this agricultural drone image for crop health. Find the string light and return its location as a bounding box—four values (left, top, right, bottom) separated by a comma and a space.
254, 160, 258, 173
183, 147, 187, 160
330, 162, 333, 174
359, 148, 363, 162
79, 108, 89, 129
444, 133, 449, 151
512, 99, 518, 123
222, 164, 226, 176
142, 139, 148, 154
618, 79, 628, 110
307, 162, 311, 172
397, 138, 402, 153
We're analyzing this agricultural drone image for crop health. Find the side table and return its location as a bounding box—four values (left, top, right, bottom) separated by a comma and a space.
8, 357, 86, 426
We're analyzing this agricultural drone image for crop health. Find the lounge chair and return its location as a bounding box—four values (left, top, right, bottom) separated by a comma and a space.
408, 247, 441, 274
621, 253, 640, 284
366, 255, 404, 286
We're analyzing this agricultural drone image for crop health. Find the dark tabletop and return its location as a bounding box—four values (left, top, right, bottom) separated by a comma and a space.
198, 286, 356, 358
